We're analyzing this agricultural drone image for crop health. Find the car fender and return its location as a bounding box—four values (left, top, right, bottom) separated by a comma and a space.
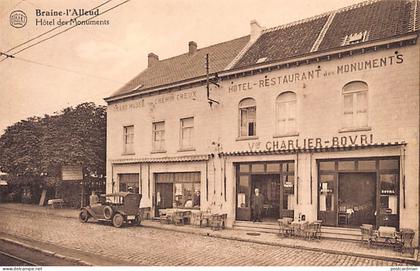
81, 207, 96, 218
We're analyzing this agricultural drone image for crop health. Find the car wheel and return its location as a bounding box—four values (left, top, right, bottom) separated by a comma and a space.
103, 206, 113, 220
113, 213, 124, 228
134, 215, 141, 226
79, 210, 89, 223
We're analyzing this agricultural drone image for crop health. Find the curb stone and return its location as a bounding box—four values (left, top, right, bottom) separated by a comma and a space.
0, 237, 93, 266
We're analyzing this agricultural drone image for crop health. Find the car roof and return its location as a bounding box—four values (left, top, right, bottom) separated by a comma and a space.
103, 192, 141, 197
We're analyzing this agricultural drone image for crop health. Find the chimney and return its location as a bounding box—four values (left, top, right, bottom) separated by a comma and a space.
148, 52, 159, 67
250, 20, 263, 42
188, 41, 197, 55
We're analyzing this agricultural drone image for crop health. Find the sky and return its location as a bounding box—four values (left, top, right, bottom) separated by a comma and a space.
0, 0, 366, 135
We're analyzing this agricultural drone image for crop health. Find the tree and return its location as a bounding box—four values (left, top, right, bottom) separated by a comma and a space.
0, 117, 43, 176
0, 102, 106, 178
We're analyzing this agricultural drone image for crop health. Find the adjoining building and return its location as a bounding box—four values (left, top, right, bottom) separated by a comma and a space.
105, 0, 420, 244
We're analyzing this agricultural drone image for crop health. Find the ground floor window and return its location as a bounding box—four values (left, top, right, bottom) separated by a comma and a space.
318, 157, 399, 229
155, 172, 201, 213
236, 161, 294, 222
118, 173, 140, 194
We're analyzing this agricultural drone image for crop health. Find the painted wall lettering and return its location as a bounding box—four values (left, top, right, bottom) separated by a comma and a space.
248, 134, 374, 152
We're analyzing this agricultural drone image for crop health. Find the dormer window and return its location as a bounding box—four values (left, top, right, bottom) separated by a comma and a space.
342, 31, 369, 46
256, 57, 267, 64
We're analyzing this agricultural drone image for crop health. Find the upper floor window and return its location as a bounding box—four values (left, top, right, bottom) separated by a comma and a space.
180, 117, 194, 150
342, 81, 368, 129
276, 92, 297, 135
123, 125, 134, 154
152, 121, 165, 152
239, 98, 256, 137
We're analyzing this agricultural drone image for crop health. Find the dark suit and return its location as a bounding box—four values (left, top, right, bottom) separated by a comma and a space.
251, 193, 264, 222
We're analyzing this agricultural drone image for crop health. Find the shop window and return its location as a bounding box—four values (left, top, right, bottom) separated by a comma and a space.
239, 98, 256, 137
342, 81, 368, 129
119, 173, 140, 193
156, 172, 201, 208
380, 174, 398, 215
251, 164, 264, 173
319, 161, 335, 171
379, 159, 399, 170
338, 161, 355, 171
282, 162, 295, 173
358, 160, 376, 171
319, 174, 335, 212
180, 117, 194, 150
276, 92, 297, 135
282, 175, 295, 211
266, 163, 281, 173
238, 175, 250, 208
123, 125, 134, 154
239, 164, 250, 173
152, 121, 165, 152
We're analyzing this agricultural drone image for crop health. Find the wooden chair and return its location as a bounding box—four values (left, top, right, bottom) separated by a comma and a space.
190, 211, 203, 227
360, 224, 374, 246
305, 221, 322, 240
277, 219, 293, 237
397, 228, 415, 254
173, 211, 185, 226
209, 214, 224, 230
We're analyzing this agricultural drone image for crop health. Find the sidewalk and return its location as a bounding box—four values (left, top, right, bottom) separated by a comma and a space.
1, 203, 418, 265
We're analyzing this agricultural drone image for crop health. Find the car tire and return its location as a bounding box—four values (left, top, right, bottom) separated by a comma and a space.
134, 215, 141, 226
103, 206, 113, 220
79, 210, 89, 223
113, 213, 124, 228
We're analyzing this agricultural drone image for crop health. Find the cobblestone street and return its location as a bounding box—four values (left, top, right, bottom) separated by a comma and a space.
0, 206, 408, 266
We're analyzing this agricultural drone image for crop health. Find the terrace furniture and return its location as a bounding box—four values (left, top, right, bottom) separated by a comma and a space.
360, 224, 374, 246
47, 199, 64, 208
209, 213, 227, 230
277, 218, 293, 237
291, 220, 309, 238
190, 211, 203, 227
305, 221, 322, 240
396, 228, 415, 254
172, 210, 191, 226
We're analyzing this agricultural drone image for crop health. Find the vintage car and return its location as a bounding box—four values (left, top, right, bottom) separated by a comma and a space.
79, 192, 142, 228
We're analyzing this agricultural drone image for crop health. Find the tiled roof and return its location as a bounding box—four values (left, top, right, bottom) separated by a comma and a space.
234, 0, 416, 69
317, 0, 413, 51
234, 16, 329, 68
107, 0, 417, 101
110, 36, 250, 98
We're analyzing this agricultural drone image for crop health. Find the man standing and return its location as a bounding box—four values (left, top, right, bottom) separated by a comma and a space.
252, 188, 264, 222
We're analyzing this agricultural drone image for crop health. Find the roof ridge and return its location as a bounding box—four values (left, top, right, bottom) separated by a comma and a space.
262, 0, 383, 34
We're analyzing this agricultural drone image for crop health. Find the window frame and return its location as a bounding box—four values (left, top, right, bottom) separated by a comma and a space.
238, 98, 257, 138
122, 125, 135, 155
179, 117, 195, 151
152, 121, 166, 153
341, 81, 370, 132
275, 91, 298, 137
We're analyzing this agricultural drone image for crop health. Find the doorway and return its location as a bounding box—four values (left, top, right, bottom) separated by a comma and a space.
338, 173, 376, 227
155, 183, 173, 217
251, 175, 280, 221
235, 161, 295, 222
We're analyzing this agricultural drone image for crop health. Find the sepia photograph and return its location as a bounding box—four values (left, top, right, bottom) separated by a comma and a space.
0, 0, 419, 269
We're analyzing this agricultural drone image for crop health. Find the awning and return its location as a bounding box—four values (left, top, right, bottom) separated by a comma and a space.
220, 141, 406, 157
111, 154, 210, 164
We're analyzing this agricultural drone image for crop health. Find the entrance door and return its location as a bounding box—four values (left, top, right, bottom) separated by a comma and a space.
236, 175, 251, 221
318, 174, 337, 226
155, 183, 173, 217
338, 173, 376, 227
251, 175, 280, 220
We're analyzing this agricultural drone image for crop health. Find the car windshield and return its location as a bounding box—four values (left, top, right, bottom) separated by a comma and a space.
105, 196, 124, 205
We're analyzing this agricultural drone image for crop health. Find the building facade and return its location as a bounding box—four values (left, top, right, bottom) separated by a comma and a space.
105, 0, 420, 244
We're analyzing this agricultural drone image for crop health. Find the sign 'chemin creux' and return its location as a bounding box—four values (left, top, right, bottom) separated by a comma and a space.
248, 134, 374, 152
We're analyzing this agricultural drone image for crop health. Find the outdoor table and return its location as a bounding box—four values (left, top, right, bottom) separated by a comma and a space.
372, 226, 399, 249
291, 221, 308, 237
